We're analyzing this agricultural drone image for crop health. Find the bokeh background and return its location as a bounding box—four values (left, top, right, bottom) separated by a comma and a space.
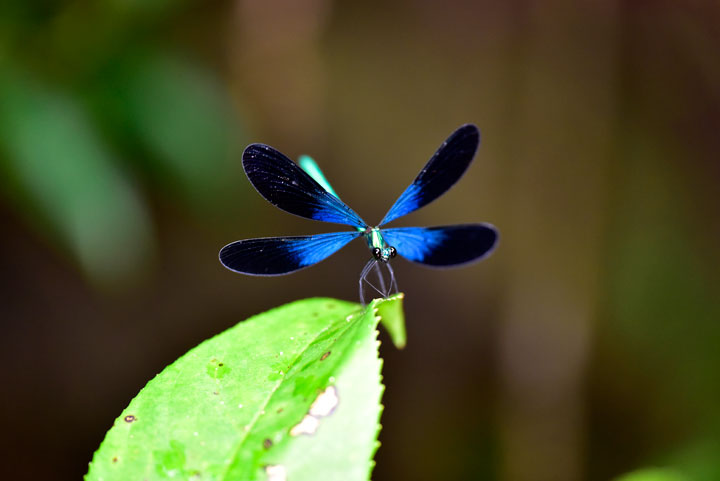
1, 1, 719, 480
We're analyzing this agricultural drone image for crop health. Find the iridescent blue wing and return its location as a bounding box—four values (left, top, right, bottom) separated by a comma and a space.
381, 224, 498, 266
379, 124, 480, 226
219, 231, 362, 276
243, 144, 367, 228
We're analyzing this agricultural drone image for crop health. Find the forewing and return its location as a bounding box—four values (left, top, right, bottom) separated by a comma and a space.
379, 124, 480, 225
382, 224, 498, 266
243, 144, 366, 228
219, 231, 362, 276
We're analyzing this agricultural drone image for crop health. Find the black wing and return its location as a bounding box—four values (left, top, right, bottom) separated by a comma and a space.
381, 224, 498, 266
243, 144, 367, 228
219, 231, 362, 276
379, 125, 480, 225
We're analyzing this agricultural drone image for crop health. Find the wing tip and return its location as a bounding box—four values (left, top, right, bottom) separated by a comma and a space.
456, 123, 480, 140
479, 222, 500, 260
218, 241, 243, 273
242, 143, 281, 164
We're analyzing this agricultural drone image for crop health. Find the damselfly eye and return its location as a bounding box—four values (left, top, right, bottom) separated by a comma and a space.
372, 247, 382, 260
389, 246, 397, 258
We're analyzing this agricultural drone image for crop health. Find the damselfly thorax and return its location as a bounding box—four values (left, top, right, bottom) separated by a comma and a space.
360, 227, 397, 263
357, 226, 399, 304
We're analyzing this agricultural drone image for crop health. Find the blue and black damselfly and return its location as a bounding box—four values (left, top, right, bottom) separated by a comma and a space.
219, 124, 498, 303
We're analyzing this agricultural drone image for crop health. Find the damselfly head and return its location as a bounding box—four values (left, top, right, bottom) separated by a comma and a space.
372, 246, 396, 262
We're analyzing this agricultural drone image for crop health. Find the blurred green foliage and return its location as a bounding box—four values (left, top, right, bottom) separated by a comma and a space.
613, 468, 688, 481
0, 1, 243, 286
0, 69, 153, 283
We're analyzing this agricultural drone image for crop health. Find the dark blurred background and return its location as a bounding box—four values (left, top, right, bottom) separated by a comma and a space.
1, 1, 719, 480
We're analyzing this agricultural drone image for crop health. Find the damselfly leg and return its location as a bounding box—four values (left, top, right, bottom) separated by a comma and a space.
359, 259, 400, 306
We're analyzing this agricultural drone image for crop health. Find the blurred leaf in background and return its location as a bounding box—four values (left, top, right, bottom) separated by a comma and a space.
0, 0, 245, 287
613, 467, 689, 481
0, 68, 153, 287
93, 50, 244, 211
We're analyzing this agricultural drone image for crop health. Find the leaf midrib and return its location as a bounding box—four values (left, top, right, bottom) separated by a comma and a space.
218, 307, 363, 481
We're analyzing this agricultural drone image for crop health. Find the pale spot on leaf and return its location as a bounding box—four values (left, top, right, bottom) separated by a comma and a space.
289, 414, 320, 436
265, 464, 287, 481
309, 386, 339, 417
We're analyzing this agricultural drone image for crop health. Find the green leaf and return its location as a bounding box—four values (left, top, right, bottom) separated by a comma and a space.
121, 52, 242, 208
613, 468, 690, 481
86, 294, 405, 481
0, 68, 153, 286
377, 293, 407, 349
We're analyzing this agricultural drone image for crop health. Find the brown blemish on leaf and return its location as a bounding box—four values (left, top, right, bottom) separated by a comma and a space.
277, 407, 284, 414
124, 415, 136, 423
262, 438, 273, 449
320, 351, 331, 361
112, 457, 118, 463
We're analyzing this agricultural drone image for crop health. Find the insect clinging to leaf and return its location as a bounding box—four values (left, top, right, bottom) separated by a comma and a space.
219, 124, 498, 302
